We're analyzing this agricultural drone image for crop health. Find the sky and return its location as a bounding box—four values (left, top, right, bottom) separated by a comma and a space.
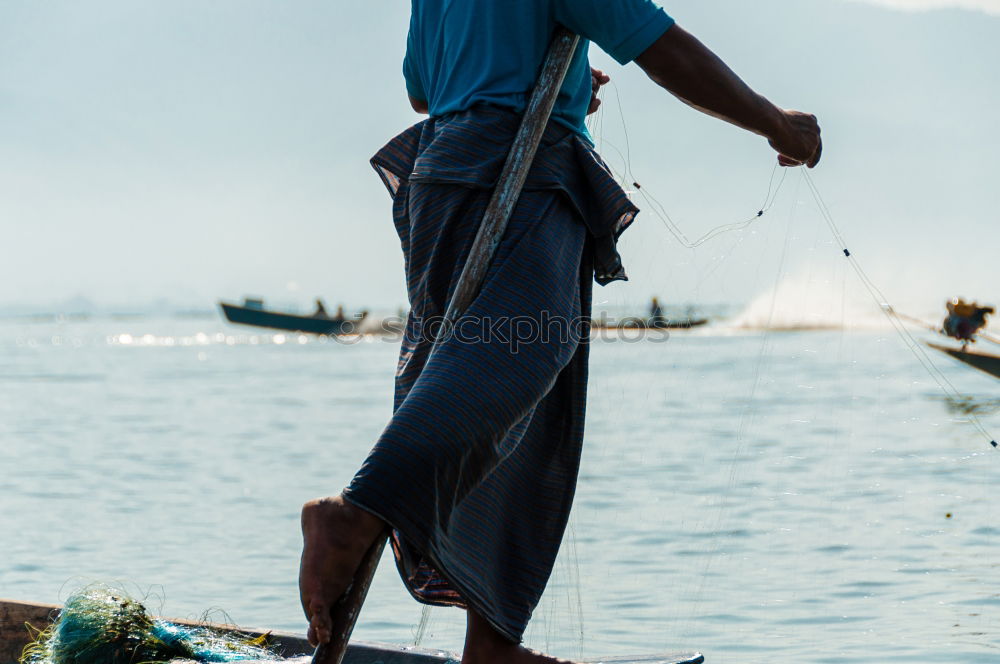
856, 0, 1000, 13
1, 0, 998, 316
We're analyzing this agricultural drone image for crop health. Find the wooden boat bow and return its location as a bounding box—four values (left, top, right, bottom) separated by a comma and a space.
0, 599, 703, 664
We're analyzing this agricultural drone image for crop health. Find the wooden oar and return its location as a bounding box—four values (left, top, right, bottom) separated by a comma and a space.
311, 26, 581, 664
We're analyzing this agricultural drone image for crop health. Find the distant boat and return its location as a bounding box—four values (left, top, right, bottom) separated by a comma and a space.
927, 342, 1000, 380
594, 316, 709, 330
593, 297, 709, 331
646, 317, 709, 330
219, 298, 365, 336
908, 298, 1000, 381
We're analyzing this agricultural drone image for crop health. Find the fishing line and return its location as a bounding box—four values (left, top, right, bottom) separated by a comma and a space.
610, 79, 633, 175
735, 177, 801, 450
536, 521, 586, 660
893, 311, 944, 335
588, 75, 996, 658
589, 78, 810, 643
837, 251, 849, 361
635, 168, 786, 249
801, 169, 998, 449
690, 229, 750, 292
674, 176, 802, 644
594, 81, 790, 251
563, 522, 586, 660
412, 605, 431, 646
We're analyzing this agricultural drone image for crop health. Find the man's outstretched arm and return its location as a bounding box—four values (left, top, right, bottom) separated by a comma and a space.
635, 24, 822, 167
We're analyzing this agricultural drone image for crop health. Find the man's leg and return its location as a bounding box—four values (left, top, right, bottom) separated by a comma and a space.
299, 495, 386, 646
462, 608, 577, 664
301, 500, 582, 664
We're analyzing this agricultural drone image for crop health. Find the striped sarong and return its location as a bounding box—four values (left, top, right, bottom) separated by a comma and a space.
343, 106, 638, 642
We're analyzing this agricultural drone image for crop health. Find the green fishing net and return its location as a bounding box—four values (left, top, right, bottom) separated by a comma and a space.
21, 586, 279, 664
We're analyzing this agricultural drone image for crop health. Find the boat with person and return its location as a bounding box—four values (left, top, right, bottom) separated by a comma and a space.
593, 316, 709, 331
593, 298, 709, 331
0, 598, 704, 664
922, 298, 999, 380
219, 297, 366, 336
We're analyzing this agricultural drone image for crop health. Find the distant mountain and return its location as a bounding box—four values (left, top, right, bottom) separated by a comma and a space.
0, 294, 214, 319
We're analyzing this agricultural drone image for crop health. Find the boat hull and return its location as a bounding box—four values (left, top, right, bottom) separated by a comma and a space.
0, 599, 702, 664
219, 302, 358, 336
927, 342, 1000, 380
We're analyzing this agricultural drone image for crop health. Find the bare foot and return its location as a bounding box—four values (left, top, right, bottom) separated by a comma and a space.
462, 610, 581, 664
299, 494, 385, 646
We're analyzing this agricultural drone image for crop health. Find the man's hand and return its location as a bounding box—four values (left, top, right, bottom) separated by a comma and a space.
769, 110, 822, 168
588, 67, 610, 115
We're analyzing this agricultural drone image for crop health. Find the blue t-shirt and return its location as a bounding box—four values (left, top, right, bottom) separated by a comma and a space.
403, 0, 674, 139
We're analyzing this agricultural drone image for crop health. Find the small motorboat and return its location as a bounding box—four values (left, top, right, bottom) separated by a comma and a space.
219, 298, 365, 336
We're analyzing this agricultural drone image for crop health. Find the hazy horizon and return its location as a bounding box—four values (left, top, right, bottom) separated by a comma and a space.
3, 0, 998, 317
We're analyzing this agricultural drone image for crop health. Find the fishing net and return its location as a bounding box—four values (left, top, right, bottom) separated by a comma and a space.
21, 586, 280, 664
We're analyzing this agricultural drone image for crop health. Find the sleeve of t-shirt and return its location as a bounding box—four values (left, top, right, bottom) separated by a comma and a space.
552, 0, 675, 65
402, 20, 427, 101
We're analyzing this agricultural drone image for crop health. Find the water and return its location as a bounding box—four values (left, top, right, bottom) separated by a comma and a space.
2, 315, 998, 663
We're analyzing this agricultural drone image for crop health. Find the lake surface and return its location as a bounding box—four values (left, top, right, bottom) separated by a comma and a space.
2, 315, 998, 663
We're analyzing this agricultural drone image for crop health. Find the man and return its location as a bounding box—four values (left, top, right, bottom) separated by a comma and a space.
649, 297, 666, 327
300, 2, 821, 663
943, 298, 994, 345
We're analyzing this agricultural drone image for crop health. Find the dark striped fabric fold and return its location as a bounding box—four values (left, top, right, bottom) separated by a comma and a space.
370, 105, 639, 285
343, 106, 638, 642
